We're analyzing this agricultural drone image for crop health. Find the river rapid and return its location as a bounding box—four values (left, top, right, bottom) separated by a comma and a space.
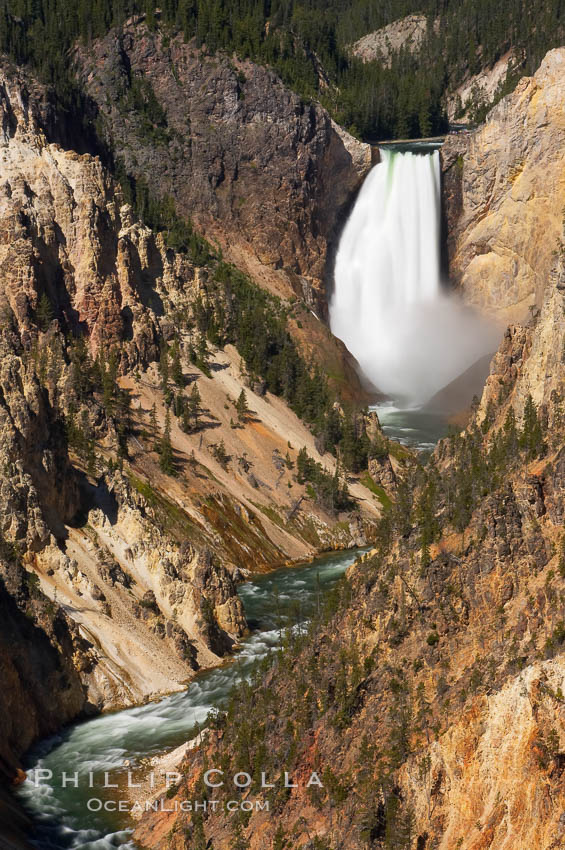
15, 549, 365, 849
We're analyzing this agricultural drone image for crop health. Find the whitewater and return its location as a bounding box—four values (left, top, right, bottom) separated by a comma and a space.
329, 147, 498, 407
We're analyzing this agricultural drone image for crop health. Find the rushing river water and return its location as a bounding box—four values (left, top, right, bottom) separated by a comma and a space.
373, 401, 450, 452
15, 549, 364, 849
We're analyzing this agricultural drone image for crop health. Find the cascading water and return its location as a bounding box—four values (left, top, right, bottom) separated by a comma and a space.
330, 147, 499, 409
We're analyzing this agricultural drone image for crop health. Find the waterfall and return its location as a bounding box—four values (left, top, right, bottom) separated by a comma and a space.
330, 147, 498, 408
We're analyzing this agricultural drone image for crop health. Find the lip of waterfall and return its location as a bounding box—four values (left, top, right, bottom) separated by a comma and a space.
378, 140, 444, 154
329, 146, 500, 411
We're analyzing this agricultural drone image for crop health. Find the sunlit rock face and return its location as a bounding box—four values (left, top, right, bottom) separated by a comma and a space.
443, 48, 565, 324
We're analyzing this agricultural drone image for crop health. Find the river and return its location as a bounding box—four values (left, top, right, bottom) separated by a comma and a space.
15, 549, 365, 849
373, 401, 449, 452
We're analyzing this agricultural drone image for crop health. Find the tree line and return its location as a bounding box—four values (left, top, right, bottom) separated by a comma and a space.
2, 0, 565, 143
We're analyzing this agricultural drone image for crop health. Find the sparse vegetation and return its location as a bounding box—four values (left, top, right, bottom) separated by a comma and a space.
296, 447, 353, 513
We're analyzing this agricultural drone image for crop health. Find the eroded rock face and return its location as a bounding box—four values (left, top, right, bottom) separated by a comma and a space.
350, 14, 430, 66
473, 254, 565, 426
57, 471, 248, 711
0, 341, 78, 550
193, 548, 247, 640
74, 21, 371, 311
134, 395, 565, 850
0, 555, 89, 781
442, 48, 565, 323
0, 66, 160, 363
132, 48, 565, 850
133, 435, 565, 850
0, 64, 250, 771
446, 49, 518, 121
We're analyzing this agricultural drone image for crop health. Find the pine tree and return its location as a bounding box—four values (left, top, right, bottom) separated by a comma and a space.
65, 404, 79, 449
559, 534, 565, 579
196, 334, 210, 375
174, 392, 185, 419
339, 410, 358, 471
36, 292, 54, 331
150, 403, 158, 450
418, 94, 432, 137
520, 394, 544, 459
273, 824, 287, 850
183, 382, 201, 432
393, 479, 412, 538
159, 342, 170, 395
159, 409, 174, 474
235, 389, 249, 422
69, 336, 94, 401
171, 340, 184, 388
145, 0, 156, 31
329, 463, 340, 513
116, 391, 131, 460
47, 338, 64, 396
188, 813, 208, 850
86, 436, 97, 477
100, 347, 119, 417
296, 446, 309, 484
213, 439, 229, 469
421, 535, 431, 569
502, 406, 518, 457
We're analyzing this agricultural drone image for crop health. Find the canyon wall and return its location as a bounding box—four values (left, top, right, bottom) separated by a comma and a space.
73, 19, 372, 313
7, 27, 565, 850
350, 15, 430, 67
135, 264, 565, 850
442, 48, 565, 324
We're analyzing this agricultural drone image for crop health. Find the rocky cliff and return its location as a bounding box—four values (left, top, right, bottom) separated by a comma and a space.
350, 14, 430, 67
442, 48, 565, 324
8, 24, 565, 850
73, 18, 372, 317
134, 291, 565, 850
0, 58, 242, 761
0, 553, 88, 784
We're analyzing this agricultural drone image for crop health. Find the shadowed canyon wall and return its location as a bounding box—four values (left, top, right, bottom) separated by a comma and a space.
74, 19, 372, 312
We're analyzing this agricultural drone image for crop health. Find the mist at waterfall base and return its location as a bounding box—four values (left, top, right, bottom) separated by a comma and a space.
329, 148, 500, 410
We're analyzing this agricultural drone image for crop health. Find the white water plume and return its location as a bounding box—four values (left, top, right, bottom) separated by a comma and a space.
329, 147, 499, 408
